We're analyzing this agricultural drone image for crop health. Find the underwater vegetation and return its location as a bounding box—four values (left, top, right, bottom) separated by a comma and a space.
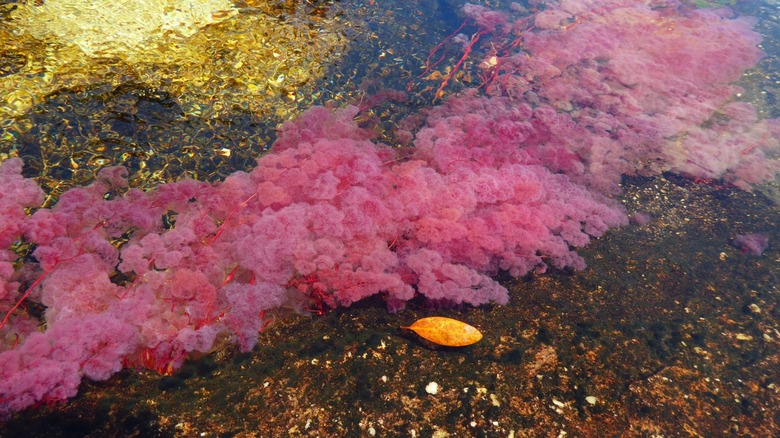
1, 0, 778, 417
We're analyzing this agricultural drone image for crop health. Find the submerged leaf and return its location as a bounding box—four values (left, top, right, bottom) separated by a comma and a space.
401, 316, 483, 347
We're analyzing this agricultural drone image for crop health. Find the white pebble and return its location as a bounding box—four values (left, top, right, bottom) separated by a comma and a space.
425, 381, 439, 395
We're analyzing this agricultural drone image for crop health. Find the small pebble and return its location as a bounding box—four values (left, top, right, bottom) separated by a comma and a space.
425, 381, 439, 395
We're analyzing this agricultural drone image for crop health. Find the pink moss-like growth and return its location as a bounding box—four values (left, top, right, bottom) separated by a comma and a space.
732, 233, 770, 256
1, 0, 778, 416
0, 101, 626, 415
468, 0, 780, 190
0, 159, 43, 307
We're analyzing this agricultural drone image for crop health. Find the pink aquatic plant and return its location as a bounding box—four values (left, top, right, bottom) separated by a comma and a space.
0, 103, 625, 416
462, 0, 780, 190
732, 233, 769, 256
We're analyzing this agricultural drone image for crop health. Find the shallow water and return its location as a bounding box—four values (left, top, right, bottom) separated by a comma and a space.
0, 0, 779, 436
0, 0, 453, 190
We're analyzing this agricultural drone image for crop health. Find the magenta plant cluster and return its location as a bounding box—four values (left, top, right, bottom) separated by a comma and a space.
1, 0, 778, 415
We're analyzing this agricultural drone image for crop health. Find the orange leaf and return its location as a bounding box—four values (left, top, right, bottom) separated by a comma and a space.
401, 316, 483, 347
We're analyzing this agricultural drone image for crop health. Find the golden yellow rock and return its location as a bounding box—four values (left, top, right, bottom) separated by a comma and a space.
1, 0, 349, 122
401, 317, 483, 347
